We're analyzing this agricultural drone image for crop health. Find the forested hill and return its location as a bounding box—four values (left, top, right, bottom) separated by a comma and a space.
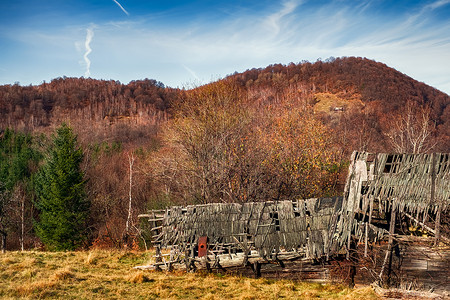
1, 57, 449, 149
227, 57, 450, 151
2, 56, 450, 250
0, 78, 179, 143
230, 57, 449, 127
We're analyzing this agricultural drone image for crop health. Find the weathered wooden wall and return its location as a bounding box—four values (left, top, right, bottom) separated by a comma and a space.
154, 197, 343, 263
354, 237, 450, 293
138, 151, 449, 293
224, 237, 450, 293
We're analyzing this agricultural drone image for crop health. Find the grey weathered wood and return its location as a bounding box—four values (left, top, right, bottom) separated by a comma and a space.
137, 152, 450, 282
403, 212, 450, 243
379, 205, 396, 285
364, 196, 374, 257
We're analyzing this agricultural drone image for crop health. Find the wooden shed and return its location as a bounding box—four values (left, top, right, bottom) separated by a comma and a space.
138, 151, 449, 291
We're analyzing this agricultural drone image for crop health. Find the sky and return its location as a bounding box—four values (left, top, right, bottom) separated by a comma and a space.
1, 0, 450, 94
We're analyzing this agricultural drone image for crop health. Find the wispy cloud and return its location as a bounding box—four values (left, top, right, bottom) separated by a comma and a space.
182, 64, 201, 82
84, 28, 94, 77
112, 0, 129, 16
83, 0, 449, 92
2, 1, 450, 94
423, 0, 450, 11
264, 1, 301, 35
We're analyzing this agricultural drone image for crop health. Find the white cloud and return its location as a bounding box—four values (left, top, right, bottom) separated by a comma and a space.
112, 0, 129, 16
182, 64, 201, 82
264, 1, 301, 35
87, 2, 449, 94
83, 28, 94, 77
423, 0, 450, 11
2, 1, 450, 94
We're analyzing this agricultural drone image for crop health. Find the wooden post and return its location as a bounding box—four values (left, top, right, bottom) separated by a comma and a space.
379, 204, 396, 286
346, 152, 364, 260
185, 249, 191, 271
0, 231, 6, 253
431, 154, 441, 246
347, 187, 357, 260
253, 262, 261, 278
364, 196, 374, 257
434, 204, 441, 246
151, 211, 162, 271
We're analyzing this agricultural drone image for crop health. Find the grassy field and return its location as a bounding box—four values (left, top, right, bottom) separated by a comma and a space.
0, 250, 379, 299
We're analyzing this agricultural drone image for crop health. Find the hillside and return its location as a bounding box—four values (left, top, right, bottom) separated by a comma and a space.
1, 57, 449, 251
0, 78, 178, 145
1, 57, 448, 150
233, 57, 449, 115
228, 57, 450, 152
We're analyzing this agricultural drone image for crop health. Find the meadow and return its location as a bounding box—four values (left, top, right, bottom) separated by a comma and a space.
0, 250, 380, 299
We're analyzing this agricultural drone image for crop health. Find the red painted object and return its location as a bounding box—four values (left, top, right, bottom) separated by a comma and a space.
198, 236, 208, 257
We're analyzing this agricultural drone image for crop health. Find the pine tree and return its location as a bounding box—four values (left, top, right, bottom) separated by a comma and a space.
0, 129, 40, 252
34, 124, 89, 250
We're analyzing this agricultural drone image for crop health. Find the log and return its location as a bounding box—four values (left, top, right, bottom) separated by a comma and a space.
146, 218, 164, 222
403, 212, 450, 243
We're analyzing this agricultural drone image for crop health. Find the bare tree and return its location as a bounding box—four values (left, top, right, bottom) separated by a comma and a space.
154, 81, 343, 204
11, 183, 27, 251
0, 188, 7, 253
384, 101, 436, 153
123, 152, 135, 247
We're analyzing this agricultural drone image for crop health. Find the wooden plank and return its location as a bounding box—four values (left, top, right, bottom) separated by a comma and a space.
379, 205, 396, 285
403, 212, 450, 243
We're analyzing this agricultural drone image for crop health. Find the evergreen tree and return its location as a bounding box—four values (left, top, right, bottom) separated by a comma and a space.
0, 129, 38, 191
34, 124, 89, 250
0, 129, 40, 251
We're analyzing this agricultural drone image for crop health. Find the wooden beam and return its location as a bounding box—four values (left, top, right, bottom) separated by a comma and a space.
403, 212, 450, 243
430, 153, 442, 246
379, 204, 396, 286
364, 196, 374, 257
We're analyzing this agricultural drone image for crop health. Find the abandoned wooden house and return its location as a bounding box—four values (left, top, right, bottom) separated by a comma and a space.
138, 151, 450, 290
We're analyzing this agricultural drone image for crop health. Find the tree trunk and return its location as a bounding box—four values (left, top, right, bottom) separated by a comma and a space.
124, 153, 135, 247
0, 231, 6, 253
20, 196, 25, 251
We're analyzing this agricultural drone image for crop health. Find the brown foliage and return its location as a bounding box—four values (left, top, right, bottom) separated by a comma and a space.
382, 100, 437, 153
152, 79, 344, 204
231, 57, 450, 152
1, 57, 449, 249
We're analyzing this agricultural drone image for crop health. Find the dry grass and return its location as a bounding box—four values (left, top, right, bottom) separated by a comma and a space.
313, 92, 364, 113
126, 271, 154, 283
0, 250, 380, 299
50, 267, 75, 281
84, 251, 98, 265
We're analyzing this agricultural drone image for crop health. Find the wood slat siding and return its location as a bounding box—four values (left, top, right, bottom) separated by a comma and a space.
355, 238, 450, 293
141, 197, 344, 270
138, 151, 449, 289
346, 152, 450, 216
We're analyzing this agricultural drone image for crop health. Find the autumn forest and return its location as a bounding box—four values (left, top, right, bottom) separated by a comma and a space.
1, 57, 449, 251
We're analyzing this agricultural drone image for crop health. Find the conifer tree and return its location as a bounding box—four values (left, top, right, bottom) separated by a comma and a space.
0, 129, 40, 251
34, 124, 88, 250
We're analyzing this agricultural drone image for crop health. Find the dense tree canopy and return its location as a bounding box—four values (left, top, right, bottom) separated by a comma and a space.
34, 124, 89, 250
152, 80, 343, 205
0, 129, 40, 251
0, 57, 449, 250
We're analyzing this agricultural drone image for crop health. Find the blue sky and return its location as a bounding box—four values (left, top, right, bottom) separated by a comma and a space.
1, 0, 450, 94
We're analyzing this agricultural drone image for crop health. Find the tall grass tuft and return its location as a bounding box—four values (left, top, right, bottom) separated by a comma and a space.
50, 267, 75, 281
126, 271, 153, 283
